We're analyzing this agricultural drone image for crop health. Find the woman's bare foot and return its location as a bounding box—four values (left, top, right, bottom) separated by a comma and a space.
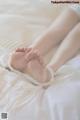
9, 48, 51, 83
9, 51, 27, 72
9, 47, 33, 72
24, 49, 52, 83
25, 51, 47, 83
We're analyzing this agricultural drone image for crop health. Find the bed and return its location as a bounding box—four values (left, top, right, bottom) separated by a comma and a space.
0, 0, 80, 120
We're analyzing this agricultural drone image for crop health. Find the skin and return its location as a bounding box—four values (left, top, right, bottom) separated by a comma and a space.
9, 49, 51, 83
9, 8, 80, 83
31, 8, 80, 56
25, 8, 80, 72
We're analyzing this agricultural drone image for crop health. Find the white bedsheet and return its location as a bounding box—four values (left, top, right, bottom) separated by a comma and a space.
9, 56, 80, 120
0, 50, 80, 120
0, 0, 80, 120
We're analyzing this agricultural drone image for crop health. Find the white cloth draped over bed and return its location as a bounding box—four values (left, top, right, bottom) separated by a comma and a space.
0, 0, 80, 120
0, 52, 80, 120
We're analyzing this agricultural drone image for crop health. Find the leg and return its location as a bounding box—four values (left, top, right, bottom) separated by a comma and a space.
49, 22, 80, 72
9, 49, 51, 83
32, 8, 79, 56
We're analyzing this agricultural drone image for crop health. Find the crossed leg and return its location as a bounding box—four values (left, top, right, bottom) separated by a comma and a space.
49, 22, 80, 71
